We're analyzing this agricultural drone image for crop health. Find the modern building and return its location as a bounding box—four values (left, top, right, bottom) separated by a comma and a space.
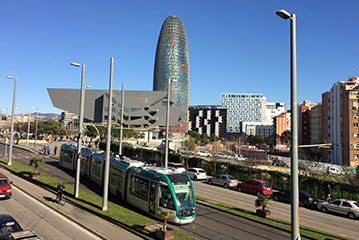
153, 15, 189, 133
188, 105, 227, 138
47, 88, 183, 139
322, 77, 359, 166
264, 102, 286, 124
221, 93, 264, 135
298, 101, 319, 145
240, 122, 273, 137
273, 111, 291, 148
310, 103, 322, 154
60, 111, 79, 130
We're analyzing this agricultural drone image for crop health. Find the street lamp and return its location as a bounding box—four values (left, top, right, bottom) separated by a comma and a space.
6, 76, 17, 166
165, 78, 177, 169
71, 62, 85, 198
26, 107, 33, 148
119, 83, 125, 156
276, 9, 299, 240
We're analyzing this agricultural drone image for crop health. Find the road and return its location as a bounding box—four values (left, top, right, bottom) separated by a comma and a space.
1, 144, 357, 239
192, 180, 359, 240
0, 186, 101, 240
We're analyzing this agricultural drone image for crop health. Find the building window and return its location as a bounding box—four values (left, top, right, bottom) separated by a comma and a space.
354, 154, 359, 159
354, 133, 359, 138
354, 112, 359, 118
354, 123, 359, 128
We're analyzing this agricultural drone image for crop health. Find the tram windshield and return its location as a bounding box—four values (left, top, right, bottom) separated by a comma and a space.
172, 180, 195, 214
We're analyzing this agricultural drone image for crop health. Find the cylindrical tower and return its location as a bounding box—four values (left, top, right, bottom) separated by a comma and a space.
153, 15, 189, 132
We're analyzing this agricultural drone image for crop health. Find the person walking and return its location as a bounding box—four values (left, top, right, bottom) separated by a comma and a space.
326, 184, 332, 202
54, 146, 58, 155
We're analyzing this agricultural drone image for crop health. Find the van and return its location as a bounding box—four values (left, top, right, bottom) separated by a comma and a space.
0, 173, 12, 199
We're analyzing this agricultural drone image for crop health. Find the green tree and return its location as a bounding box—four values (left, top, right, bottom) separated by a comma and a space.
29, 156, 44, 174
280, 130, 291, 147
255, 194, 271, 211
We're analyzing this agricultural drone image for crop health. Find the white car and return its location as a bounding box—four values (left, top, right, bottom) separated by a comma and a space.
214, 152, 230, 159
317, 199, 359, 219
186, 168, 207, 181
167, 162, 186, 173
196, 150, 212, 157
234, 154, 247, 161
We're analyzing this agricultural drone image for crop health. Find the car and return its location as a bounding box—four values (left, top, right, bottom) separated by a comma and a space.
207, 174, 238, 188
272, 189, 318, 207
141, 145, 158, 151
0, 173, 12, 199
272, 159, 288, 167
0, 214, 23, 238
237, 179, 272, 196
214, 152, 230, 159
234, 154, 247, 161
195, 150, 212, 157
327, 167, 343, 175
144, 158, 163, 167
186, 168, 207, 181
178, 148, 194, 155
317, 199, 359, 219
167, 162, 186, 173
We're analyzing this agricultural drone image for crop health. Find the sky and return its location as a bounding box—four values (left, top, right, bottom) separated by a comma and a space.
1, 0, 359, 115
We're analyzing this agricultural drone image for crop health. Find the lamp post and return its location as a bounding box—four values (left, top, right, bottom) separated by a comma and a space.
6, 76, 17, 166
4, 108, 8, 158
34, 107, 39, 149
103, 57, 114, 211
165, 78, 177, 169
26, 107, 33, 148
71, 62, 85, 198
119, 83, 125, 156
276, 9, 299, 240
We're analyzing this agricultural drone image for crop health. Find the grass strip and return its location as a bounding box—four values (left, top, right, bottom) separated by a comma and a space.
196, 196, 351, 240
0, 159, 195, 240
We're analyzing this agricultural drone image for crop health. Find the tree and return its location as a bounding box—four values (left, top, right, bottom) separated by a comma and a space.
280, 130, 291, 147
255, 194, 271, 212
29, 156, 44, 174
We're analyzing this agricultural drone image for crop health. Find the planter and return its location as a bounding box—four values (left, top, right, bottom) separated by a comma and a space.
256, 209, 271, 218
155, 229, 174, 240
32, 173, 41, 179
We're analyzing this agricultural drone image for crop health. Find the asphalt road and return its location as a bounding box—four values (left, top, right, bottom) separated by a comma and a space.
1, 144, 355, 239
0, 186, 101, 240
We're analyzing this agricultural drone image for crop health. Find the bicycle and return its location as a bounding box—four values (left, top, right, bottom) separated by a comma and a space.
56, 191, 66, 206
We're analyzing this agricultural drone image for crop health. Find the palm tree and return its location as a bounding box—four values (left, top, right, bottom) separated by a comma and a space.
29, 156, 44, 174
255, 194, 271, 212
158, 209, 172, 232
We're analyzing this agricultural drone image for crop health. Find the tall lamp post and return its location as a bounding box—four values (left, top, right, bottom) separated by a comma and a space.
26, 107, 33, 148
165, 78, 177, 169
6, 76, 17, 166
71, 62, 85, 199
119, 83, 125, 156
276, 9, 299, 240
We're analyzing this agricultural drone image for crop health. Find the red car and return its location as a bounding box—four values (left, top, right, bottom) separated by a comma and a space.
0, 173, 12, 199
236, 179, 272, 196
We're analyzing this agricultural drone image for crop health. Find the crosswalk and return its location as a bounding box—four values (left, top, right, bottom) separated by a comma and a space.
0, 153, 49, 159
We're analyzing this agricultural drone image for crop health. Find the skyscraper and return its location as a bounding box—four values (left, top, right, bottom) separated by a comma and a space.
153, 15, 189, 132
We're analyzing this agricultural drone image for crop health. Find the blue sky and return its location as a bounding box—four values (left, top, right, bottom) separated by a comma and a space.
1, 0, 359, 115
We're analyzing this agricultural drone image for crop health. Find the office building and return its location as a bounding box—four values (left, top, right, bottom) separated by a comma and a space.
153, 15, 189, 133
188, 105, 227, 138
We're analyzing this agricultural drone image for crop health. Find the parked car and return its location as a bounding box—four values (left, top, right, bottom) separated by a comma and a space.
0, 173, 12, 199
237, 179, 272, 196
272, 189, 318, 207
208, 174, 238, 188
214, 152, 230, 159
144, 158, 163, 167
234, 154, 247, 161
178, 148, 194, 155
167, 162, 186, 173
272, 159, 288, 167
195, 150, 212, 157
0, 214, 23, 237
317, 199, 359, 219
327, 167, 343, 175
186, 168, 207, 181
141, 145, 158, 151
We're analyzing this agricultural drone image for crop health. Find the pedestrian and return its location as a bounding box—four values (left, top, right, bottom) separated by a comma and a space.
47, 146, 50, 155
326, 184, 332, 202
54, 146, 58, 155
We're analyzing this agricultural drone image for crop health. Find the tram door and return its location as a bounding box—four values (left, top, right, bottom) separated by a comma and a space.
149, 182, 156, 214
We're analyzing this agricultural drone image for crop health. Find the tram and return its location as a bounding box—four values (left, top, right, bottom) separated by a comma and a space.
59, 144, 196, 224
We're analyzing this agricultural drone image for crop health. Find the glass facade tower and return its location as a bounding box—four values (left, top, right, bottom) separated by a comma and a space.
153, 15, 189, 132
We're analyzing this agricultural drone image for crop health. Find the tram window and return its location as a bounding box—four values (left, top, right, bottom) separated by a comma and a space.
129, 175, 149, 201
159, 185, 175, 210
92, 159, 102, 177
61, 150, 73, 164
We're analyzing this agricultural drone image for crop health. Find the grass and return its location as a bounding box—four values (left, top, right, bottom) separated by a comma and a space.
196, 196, 352, 240
0, 159, 195, 240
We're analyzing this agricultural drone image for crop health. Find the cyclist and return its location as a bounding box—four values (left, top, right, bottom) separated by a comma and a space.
57, 181, 65, 202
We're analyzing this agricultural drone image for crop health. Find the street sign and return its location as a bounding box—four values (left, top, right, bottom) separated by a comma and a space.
97, 133, 101, 137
